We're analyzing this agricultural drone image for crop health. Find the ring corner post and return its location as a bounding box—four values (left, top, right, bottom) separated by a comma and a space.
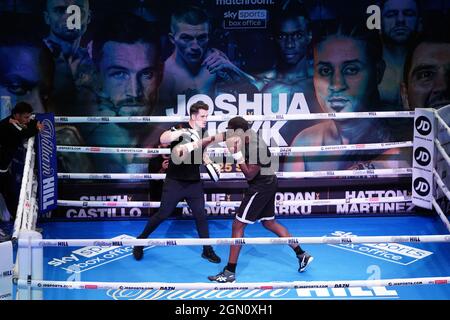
17, 230, 43, 300
0, 241, 13, 300
411, 108, 436, 210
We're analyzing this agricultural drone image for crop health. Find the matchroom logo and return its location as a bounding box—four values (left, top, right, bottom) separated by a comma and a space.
327, 231, 433, 265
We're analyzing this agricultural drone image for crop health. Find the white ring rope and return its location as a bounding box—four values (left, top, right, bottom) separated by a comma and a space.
16, 276, 450, 291
57, 168, 412, 180
432, 199, 450, 233
435, 139, 450, 167
57, 195, 411, 209
13, 109, 448, 299
26, 171, 38, 231
432, 111, 450, 233
54, 111, 415, 124
56, 141, 413, 156
13, 137, 35, 239
213, 142, 413, 155
22, 143, 35, 231
57, 145, 170, 154
434, 170, 450, 202
19, 234, 450, 248
436, 112, 450, 136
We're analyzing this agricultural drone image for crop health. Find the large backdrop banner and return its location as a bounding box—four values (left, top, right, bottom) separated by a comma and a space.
0, 0, 449, 219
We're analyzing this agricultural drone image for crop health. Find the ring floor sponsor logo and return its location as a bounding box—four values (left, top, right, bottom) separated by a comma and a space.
105, 286, 399, 300
327, 231, 433, 265
47, 234, 153, 273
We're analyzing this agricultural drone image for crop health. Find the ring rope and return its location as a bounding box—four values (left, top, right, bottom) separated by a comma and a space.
13, 137, 35, 239
56, 141, 413, 155
432, 199, 450, 233
435, 139, 450, 166
16, 276, 450, 291
54, 111, 415, 124
57, 168, 412, 180
436, 112, 450, 135
57, 195, 412, 209
434, 170, 450, 201
20, 234, 449, 248
23, 142, 35, 231
26, 171, 38, 232
211, 142, 413, 155
14, 109, 448, 298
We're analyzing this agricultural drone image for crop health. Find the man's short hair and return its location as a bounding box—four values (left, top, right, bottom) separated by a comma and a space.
312, 19, 383, 64
170, 5, 209, 33
271, 1, 310, 35
227, 116, 249, 131
403, 31, 450, 84
189, 101, 209, 116
12, 102, 33, 115
92, 12, 161, 65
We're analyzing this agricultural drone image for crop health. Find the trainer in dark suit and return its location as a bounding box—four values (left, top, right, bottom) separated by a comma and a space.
0, 102, 42, 242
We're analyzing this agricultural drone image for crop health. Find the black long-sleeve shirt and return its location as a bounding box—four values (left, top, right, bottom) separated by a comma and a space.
0, 116, 39, 171
166, 123, 206, 181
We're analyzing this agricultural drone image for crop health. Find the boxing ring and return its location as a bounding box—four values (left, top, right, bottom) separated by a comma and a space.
3, 108, 450, 300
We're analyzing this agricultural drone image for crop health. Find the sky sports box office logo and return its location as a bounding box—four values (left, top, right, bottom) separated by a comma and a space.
223, 10, 268, 29
47, 234, 141, 273
328, 231, 433, 265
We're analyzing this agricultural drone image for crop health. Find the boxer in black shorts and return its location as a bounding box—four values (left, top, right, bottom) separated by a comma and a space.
208, 116, 313, 283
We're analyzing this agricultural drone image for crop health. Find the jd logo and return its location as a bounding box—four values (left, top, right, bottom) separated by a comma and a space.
415, 116, 432, 136
414, 147, 431, 166
414, 178, 430, 196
